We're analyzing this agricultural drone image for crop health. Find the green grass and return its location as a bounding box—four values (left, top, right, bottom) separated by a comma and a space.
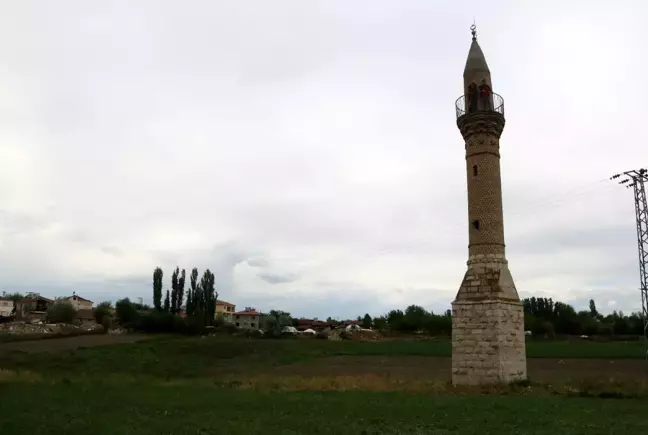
1, 382, 647, 435
525, 339, 646, 359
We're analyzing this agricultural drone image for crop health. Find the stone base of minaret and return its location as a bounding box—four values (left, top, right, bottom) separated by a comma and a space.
451, 254, 527, 386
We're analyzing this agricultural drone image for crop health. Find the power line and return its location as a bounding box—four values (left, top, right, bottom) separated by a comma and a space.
611, 168, 648, 357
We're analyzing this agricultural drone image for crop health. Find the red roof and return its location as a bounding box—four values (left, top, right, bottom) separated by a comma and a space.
216, 300, 235, 306
234, 311, 261, 316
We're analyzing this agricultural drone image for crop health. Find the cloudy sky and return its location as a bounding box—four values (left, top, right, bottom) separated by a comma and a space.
0, 0, 646, 319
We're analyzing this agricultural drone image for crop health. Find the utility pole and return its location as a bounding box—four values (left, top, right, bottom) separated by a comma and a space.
611, 168, 648, 353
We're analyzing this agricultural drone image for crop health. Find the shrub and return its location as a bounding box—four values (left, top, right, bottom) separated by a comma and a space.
94, 301, 112, 324
221, 323, 239, 335
183, 316, 207, 335
115, 298, 139, 326
213, 313, 225, 327
101, 316, 112, 332
47, 301, 77, 324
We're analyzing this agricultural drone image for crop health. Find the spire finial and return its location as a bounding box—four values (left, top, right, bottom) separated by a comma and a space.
470, 20, 477, 41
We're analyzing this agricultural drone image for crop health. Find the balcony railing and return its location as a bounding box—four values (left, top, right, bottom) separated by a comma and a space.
455, 92, 505, 119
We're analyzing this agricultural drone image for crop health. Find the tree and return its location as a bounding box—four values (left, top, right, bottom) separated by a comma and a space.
361, 313, 373, 329
556, 302, 579, 333
93, 301, 113, 324
115, 298, 139, 325
1, 292, 24, 302
264, 310, 292, 337
163, 290, 170, 312
403, 305, 428, 332
186, 268, 199, 317
387, 309, 405, 330
47, 301, 77, 324
176, 268, 186, 313
589, 299, 599, 318
200, 269, 217, 326
153, 267, 163, 311
373, 315, 388, 330
171, 268, 179, 313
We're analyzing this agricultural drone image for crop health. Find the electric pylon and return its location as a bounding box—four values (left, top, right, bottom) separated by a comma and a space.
611, 168, 648, 354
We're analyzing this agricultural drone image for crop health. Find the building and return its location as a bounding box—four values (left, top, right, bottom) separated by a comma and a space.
215, 300, 236, 323
76, 309, 96, 325
0, 299, 14, 318
61, 293, 93, 311
15, 295, 54, 322
295, 318, 331, 331
233, 307, 264, 330
451, 25, 527, 385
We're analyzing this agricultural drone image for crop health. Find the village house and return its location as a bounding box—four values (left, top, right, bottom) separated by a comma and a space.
215, 299, 236, 323
60, 293, 95, 325
0, 299, 14, 318
61, 293, 93, 311
233, 307, 264, 330
15, 294, 54, 323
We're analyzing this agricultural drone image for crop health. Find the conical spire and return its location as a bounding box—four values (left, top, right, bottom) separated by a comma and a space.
463, 24, 490, 77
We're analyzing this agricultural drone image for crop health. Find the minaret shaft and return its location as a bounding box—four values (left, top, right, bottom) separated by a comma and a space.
465, 133, 505, 257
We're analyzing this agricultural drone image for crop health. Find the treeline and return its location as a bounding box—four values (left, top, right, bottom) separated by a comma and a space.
110, 266, 220, 334
357, 305, 453, 336
356, 297, 644, 337
523, 297, 644, 336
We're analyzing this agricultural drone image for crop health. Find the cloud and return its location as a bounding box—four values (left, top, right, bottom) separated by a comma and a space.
0, 0, 646, 318
247, 258, 269, 268
257, 272, 299, 285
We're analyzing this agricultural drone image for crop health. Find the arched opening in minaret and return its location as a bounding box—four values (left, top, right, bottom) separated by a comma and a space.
472, 165, 478, 176
472, 220, 480, 230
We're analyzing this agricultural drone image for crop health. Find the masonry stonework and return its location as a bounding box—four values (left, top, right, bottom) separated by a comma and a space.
451, 27, 527, 385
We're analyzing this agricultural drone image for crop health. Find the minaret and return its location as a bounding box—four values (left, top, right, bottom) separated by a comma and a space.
451, 25, 527, 385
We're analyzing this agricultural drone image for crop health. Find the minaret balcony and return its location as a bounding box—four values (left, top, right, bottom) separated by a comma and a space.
455, 92, 505, 120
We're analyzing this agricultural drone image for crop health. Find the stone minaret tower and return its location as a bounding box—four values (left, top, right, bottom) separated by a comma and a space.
451, 25, 527, 385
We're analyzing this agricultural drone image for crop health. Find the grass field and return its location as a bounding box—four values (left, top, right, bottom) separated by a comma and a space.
1, 335, 648, 434
2, 383, 648, 435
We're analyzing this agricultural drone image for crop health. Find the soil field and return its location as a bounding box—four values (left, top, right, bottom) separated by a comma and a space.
1, 335, 646, 387
0, 333, 151, 355
270, 354, 648, 383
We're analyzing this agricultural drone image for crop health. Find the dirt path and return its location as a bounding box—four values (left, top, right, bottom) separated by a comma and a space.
270, 355, 648, 383
0, 334, 151, 354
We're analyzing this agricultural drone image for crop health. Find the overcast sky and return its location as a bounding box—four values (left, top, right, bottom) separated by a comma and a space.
0, 0, 646, 319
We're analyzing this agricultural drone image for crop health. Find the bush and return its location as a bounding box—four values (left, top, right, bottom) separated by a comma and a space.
47, 301, 77, 324
94, 302, 112, 324
213, 314, 225, 327
132, 311, 209, 335
221, 323, 239, 335
135, 311, 179, 333
183, 316, 207, 335
115, 298, 139, 326
101, 316, 112, 332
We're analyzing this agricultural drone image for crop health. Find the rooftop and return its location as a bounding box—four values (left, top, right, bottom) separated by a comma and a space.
65, 295, 93, 303
234, 311, 261, 316
18, 296, 54, 303
216, 300, 235, 306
